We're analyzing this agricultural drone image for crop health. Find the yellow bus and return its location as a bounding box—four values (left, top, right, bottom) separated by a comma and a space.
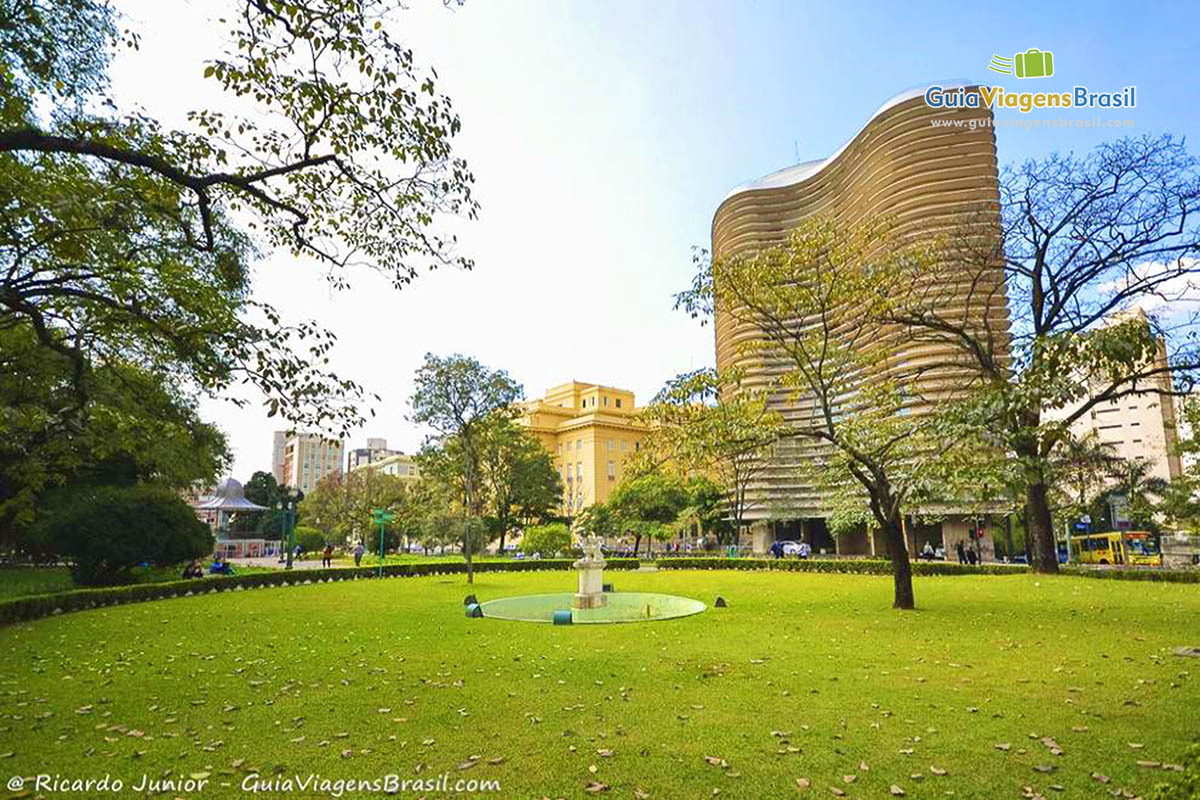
1069, 531, 1162, 566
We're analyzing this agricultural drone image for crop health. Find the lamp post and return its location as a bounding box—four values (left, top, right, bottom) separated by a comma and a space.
371, 508, 395, 578
277, 488, 304, 570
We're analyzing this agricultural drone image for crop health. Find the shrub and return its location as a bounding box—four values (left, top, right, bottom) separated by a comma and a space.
294, 526, 326, 553
35, 485, 213, 585
522, 523, 572, 557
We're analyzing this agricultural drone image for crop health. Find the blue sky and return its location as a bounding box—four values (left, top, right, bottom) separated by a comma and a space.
116, 1, 1200, 478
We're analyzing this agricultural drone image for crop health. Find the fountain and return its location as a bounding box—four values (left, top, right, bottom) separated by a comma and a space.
573, 534, 608, 609
476, 525, 706, 624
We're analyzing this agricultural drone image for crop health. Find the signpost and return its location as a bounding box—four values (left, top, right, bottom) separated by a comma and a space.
371, 508, 395, 577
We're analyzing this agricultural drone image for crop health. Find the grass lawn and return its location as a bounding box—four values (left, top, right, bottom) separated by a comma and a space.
0, 570, 1197, 799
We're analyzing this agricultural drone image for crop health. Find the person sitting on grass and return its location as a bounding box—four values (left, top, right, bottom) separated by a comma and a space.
209, 556, 235, 576
181, 560, 204, 579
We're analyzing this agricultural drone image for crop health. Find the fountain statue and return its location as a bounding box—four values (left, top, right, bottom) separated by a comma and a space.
573, 529, 608, 610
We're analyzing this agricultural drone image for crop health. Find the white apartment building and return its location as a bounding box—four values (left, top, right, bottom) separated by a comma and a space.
273, 431, 344, 493
351, 452, 420, 482
1043, 312, 1182, 484
347, 437, 402, 470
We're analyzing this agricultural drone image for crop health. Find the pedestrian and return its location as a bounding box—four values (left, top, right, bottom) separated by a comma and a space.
966, 547, 978, 566
798, 541, 811, 559
770, 539, 783, 559
322, 543, 333, 568
353, 541, 365, 567
955, 540, 967, 564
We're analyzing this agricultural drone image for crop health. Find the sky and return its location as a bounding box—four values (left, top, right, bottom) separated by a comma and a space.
109, 0, 1200, 479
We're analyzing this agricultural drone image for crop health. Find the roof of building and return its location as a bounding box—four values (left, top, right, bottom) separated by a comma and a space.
196, 478, 268, 511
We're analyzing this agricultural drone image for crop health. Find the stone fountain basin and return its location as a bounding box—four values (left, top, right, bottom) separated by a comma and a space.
479, 592, 706, 624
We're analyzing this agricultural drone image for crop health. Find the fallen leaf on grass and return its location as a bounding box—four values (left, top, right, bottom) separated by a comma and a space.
890, 786, 905, 796
795, 777, 810, 790
929, 766, 947, 776
585, 780, 609, 793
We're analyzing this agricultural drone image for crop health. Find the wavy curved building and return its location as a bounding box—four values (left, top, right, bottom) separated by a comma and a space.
712, 83, 1008, 556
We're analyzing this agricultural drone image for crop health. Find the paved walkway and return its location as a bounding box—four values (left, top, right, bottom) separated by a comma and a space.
230, 556, 338, 571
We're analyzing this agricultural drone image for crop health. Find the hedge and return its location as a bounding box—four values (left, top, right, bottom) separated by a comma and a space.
656, 557, 1200, 583
654, 557, 1027, 576
1060, 565, 1200, 583
0, 558, 640, 626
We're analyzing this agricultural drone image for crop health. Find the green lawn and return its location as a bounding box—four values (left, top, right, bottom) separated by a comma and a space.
0, 571, 1197, 799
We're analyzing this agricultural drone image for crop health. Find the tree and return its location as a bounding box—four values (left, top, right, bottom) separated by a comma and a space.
678, 216, 953, 609
409, 353, 522, 582
1, 0, 477, 450
521, 523, 571, 558
638, 368, 781, 543
889, 135, 1200, 573
240, 471, 286, 538
0, 322, 229, 544
297, 469, 407, 547
1087, 458, 1169, 533
32, 485, 213, 585
606, 470, 691, 556
476, 414, 562, 554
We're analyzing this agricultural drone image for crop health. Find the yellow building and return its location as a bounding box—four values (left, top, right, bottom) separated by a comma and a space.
517, 382, 648, 515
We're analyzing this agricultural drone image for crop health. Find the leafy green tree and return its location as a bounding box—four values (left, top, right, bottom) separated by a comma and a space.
889, 136, 1200, 573
477, 414, 562, 554
0, 322, 229, 543
32, 485, 213, 585
1086, 458, 1169, 533
1, 0, 477, 453
678, 216, 950, 609
607, 470, 691, 556
639, 368, 782, 543
409, 353, 522, 582
297, 469, 407, 547
521, 523, 571, 557
239, 471, 286, 538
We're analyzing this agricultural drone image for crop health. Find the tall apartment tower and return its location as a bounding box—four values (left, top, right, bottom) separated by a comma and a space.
1044, 310, 1183, 485
272, 431, 344, 494
711, 83, 1009, 555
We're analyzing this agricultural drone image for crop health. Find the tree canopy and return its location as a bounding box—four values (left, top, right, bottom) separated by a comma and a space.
1, 0, 477, 449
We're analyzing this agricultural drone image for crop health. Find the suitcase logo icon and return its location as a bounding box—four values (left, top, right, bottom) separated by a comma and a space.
988, 49, 1055, 79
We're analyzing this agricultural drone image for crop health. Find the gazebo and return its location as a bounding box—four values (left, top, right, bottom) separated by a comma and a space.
196, 478, 272, 558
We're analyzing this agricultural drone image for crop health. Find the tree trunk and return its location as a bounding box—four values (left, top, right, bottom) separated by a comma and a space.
463, 475, 475, 584
633, 533, 642, 557
883, 517, 915, 610
1025, 480, 1059, 574
1004, 514, 1015, 561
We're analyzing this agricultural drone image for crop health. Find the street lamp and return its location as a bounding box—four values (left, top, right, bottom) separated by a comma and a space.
275, 488, 304, 569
